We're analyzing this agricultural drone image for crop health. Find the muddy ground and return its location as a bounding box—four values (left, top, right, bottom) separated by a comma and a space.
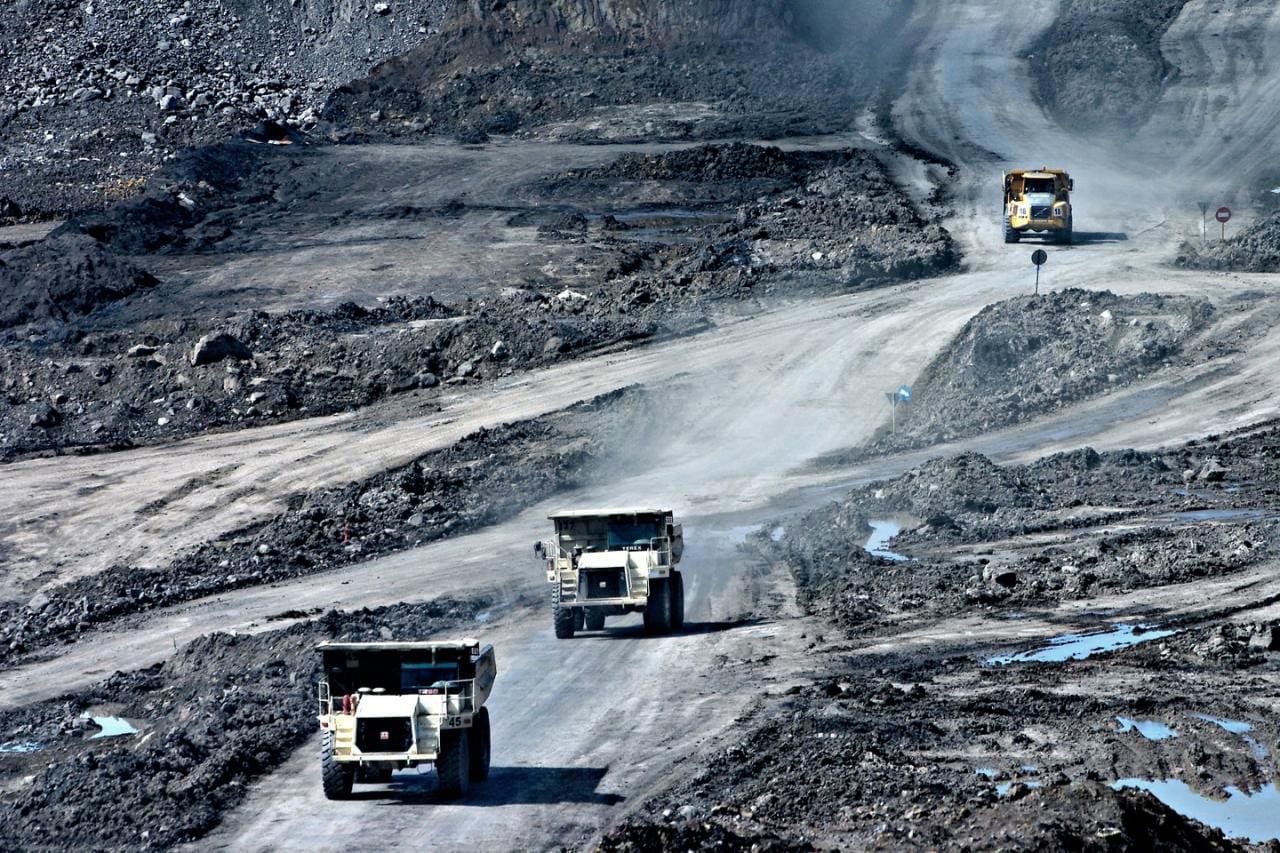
0, 594, 503, 852
1, 140, 954, 458
600, 420, 1280, 851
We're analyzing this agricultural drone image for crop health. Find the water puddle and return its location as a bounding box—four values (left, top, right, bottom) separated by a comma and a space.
1117, 717, 1178, 741
85, 716, 138, 739
985, 624, 1177, 666
1165, 508, 1265, 523
1112, 779, 1280, 843
1192, 715, 1269, 759
975, 767, 997, 779
1192, 714, 1253, 734
769, 525, 786, 543
996, 780, 1041, 797
865, 520, 910, 562
0, 741, 43, 754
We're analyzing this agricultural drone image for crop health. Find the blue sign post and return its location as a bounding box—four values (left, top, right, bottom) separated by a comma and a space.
886, 385, 912, 433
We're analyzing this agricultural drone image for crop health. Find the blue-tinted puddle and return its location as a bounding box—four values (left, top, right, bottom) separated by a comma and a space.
1192, 715, 1269, 759
86, 716, 138, 739
1165, 509, 1265, 523
1112, 780, 1280, 843
985, 624, 1177, 665
865, 520, 910, 562
0, 741, 43, 753
770, 525, 786, 542
996, 780, 1041, 797
1117, 717, 1178, 741
975, 767, 997, 779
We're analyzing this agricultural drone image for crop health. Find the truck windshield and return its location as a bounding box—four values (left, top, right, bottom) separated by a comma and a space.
401, 661, 460, 691
607, 519, 661, 550
1024, 178, 1056, 194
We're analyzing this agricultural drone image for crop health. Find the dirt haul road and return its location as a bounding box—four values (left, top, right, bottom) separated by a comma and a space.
6, 1, 1280, 850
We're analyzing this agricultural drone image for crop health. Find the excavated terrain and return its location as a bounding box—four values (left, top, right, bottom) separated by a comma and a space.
1177, 209, 1280, 273
0, 387, 642, 663
0, 595, 501, 852
603, 421, 1280, 851
0, 140, 954, 458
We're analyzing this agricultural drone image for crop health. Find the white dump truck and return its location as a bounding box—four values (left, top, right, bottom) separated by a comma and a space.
536, 508, 685, 638
316, 639, 496, 800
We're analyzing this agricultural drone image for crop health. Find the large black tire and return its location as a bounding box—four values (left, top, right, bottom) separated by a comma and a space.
358, 763, 394, 784
575, 608, 586, 631
436, 729, 471, 799
584, 609, 606, 631
644, 578, 672, 634
321, 731, 355, 800
670, 570, 685, 632
1060, 219, 1073, 245
1003, 220, 1020, 244
553, 586, 576, 639
469, 708, 491, 783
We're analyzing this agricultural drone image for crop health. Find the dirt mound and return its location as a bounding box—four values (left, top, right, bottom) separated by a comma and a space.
1176, 209, 1280, 272
0, 234, 158, 328
880, 289, 1212, 449
769, 422, 1280, 633
1031, 0, 1191, 131
599, 822, 812, 852
585, 143, 822, 184
0, 388, 642, 662
321, 0, 911, 141
0, 0, 452, 215
0, 595, 495, 852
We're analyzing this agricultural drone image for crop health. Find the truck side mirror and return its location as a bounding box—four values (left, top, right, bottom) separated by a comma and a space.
534, 542, 545, 558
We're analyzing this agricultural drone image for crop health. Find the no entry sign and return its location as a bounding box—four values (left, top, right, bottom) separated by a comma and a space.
1216, 206, 1232, 224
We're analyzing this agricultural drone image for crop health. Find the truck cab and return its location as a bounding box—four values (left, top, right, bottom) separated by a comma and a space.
537, 508, 685, 638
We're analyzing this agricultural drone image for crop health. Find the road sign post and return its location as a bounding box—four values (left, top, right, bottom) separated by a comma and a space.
1216, 206, 1232, 240
1198, 202, 1209, 243
885, 385, 912, 434
1031, 249, 1048, 295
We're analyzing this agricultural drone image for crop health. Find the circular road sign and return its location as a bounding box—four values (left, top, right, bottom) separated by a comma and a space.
1216, 206, 1232, 223
1031, 249, 1048, 266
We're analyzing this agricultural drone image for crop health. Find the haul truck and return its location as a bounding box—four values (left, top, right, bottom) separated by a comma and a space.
316, 639, 496, 800
1003, 168, 1073, 244
537, 508, 685, 638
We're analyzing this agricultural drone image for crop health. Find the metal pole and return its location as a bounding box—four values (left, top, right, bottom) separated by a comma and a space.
1035, 265, 1040, 295
891, 398, 896, 434
1222, 221, 1226, 241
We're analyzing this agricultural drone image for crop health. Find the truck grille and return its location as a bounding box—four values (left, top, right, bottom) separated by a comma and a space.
583, 568, 626, 599
356, 718, 413, 753
1030, 204, 1053, 220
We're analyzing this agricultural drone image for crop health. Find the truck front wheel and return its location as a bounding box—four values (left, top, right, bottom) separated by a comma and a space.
644, 578, 672, 634
437, 729, 471, 799
321, 731, 355, 800
1003, 220, 1020, 244
469, 708, 491, 783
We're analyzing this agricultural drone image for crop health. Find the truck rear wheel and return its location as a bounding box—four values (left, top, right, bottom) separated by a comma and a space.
436, 729, 471, 799
321, 731, 355, 800
358, 763, 394, 784
644, 578, 672, 634
584, 609, 606, 631
553, 586, 576, 639
469, 708, 491, 783
670, 570, 685, 632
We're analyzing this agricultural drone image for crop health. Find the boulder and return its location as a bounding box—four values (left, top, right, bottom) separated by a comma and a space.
191, 333, 252, 366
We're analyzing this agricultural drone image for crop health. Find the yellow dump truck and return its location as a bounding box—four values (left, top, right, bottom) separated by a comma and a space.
1003, 168, 1073, 244
316, 639, 496, 800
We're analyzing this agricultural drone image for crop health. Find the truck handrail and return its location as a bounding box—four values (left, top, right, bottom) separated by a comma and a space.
316, 678, 479, 717
649, 536, 672, 566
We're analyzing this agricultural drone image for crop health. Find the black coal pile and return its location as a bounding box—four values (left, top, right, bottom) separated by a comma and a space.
876, 289, 1213, 450
604, 671, 1248, 853
1031, 0, 1190, 130
0, 388, 641, 663
767, 421, 1280, 633
1176, 209, 1280, 272
0, 233, 158, 328
0, 596, 497, 852
0, 0, 452, 216
321, 0, 912, 142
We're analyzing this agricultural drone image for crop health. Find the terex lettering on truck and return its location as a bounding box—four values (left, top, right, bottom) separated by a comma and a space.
316, 639, 497, 800
536, 508, 685, 638
1003, 168, 1074, 244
